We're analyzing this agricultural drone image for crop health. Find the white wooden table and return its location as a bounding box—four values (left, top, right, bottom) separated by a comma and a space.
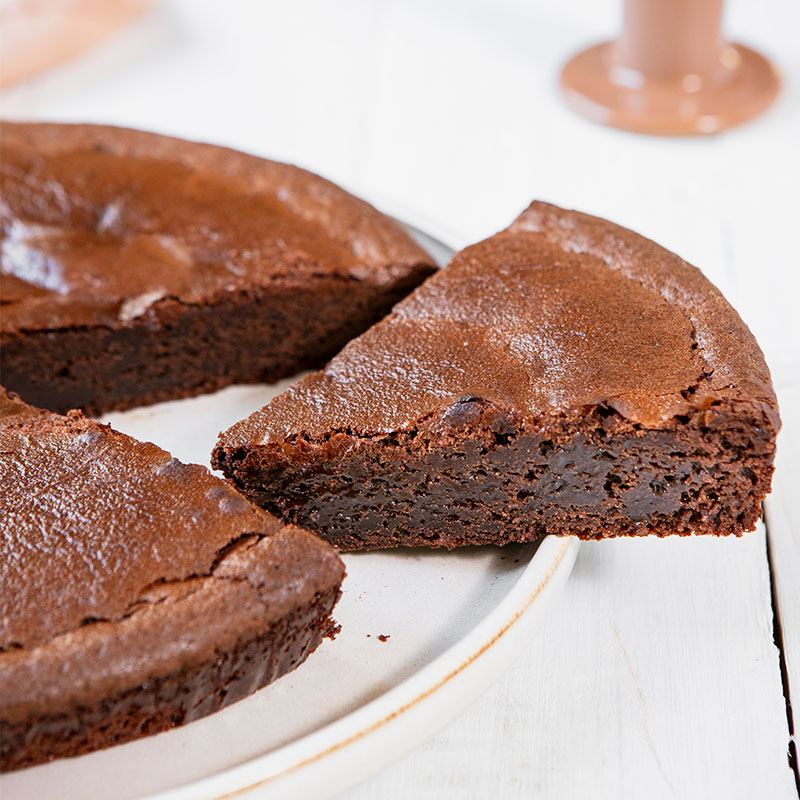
3, 1, 798, 796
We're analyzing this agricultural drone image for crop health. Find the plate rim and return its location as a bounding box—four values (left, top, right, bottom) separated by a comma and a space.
143, 212, 579, 800
148, 534, 580, 800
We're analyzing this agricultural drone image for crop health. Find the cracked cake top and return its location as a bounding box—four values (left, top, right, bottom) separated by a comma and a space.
0, 121, 432, 333
219, 201, 779, 450
0, 388, 344, 722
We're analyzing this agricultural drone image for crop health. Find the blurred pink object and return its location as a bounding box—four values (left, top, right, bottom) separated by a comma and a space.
0, 0, 148, 88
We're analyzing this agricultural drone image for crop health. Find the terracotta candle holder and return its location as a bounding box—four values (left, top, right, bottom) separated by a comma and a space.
560, 0, 780, 135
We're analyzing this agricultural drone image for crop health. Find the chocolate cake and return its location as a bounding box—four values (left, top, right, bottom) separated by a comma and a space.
213, 202, 780, 550
0, 389, 345, 771
0, 122, 435, 415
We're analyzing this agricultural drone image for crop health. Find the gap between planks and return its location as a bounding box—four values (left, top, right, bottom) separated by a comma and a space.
765, 383, 800, 798
766, 524, 800, 796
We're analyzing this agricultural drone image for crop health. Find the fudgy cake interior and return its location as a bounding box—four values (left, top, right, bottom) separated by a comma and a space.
215, 399, 775, 551
0, 389, 344, 770
213, 202, 779, 550
0, 122, 435, 415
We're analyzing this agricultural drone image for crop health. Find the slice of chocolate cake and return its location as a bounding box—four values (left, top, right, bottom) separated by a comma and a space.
213, 202, 780, 551
0, 388, 344, 771
0, 122, 435, 415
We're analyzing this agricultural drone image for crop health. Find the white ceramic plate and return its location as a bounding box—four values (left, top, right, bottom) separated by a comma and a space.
0, 223, 579, 800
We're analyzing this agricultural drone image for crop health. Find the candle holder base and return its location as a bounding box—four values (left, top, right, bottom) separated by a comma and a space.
560, 41, 779, 135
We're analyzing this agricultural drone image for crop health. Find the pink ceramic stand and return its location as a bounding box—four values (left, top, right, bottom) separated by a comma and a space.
560, 0, 780, 135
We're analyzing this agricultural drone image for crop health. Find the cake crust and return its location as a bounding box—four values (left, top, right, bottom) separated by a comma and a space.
213, 202, 780, 549
0, 389, 345, 770
0, 122, 435, 414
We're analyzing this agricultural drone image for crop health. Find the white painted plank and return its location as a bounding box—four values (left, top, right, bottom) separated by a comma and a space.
766, 385, 800, 771
342, 530, 795, 800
